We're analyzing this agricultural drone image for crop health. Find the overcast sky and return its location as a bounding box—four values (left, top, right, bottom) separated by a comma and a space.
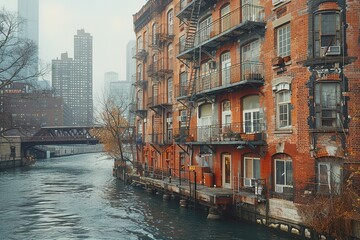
0, 0, 146, 100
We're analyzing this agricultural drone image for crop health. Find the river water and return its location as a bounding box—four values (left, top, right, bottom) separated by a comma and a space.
0, 153, 292, 240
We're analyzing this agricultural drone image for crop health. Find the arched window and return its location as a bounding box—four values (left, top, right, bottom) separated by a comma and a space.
137, 36, 143, 52
274, 154, 293, 193
152, 23, 158, 45
317, 157, 341, 194
167, 9, 174, 35
220, 4, 230, 32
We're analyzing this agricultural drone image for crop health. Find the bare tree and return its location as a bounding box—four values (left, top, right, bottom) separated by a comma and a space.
0, 8, 48, 136
94, 93, 136, 176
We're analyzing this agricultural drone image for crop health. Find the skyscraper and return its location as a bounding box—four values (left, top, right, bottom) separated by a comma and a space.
104, 71, 119, 98
18, 0, 39, 80
52, 30, 93, 126
73, 29, 93, 126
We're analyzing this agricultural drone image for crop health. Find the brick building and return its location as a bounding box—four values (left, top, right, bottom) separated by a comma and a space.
133, 0, 359, 237
2, 82, 70, 133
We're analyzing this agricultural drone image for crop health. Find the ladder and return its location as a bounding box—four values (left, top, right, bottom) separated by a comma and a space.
184, 0, 202, 51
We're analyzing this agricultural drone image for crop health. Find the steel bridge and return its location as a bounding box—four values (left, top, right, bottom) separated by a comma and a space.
22, 126, 99, 145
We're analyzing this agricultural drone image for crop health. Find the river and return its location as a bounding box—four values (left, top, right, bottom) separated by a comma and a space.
0, 153, 293, 239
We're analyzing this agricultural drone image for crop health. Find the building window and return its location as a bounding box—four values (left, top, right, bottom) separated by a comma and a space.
275, 158, 293, 193
242, 95, 260, 133
315, 82, 341, 129
179, 35, 185, 53
167, 9, 174, 35
314, 12, 340, 57
276, 89, 291, 129
167, 78, 172, 103
317, 161, 341, 194
137, 36, 143, 51
179, 72, 187, 96
199, 15, 212, 43
277, 24, 291, 57
180, 152, 186, 170
244, 157, 260, 187
167, 43, 173, 69
137, 64, 142, 81
152, 23, 158, 45
220, 4, 230, 32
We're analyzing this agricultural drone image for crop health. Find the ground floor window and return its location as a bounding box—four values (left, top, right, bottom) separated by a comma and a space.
274, 158, 293, 193
244, 157, 260, 187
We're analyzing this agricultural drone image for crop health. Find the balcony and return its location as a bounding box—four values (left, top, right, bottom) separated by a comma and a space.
151, 25, 175, 49
174, 62, 263, 99
173, 122, 266, 144
147, 93, 172, 108
131, 74, 147, 89
132, 47, 148, 61
147, 58, 174, 78
176, 5, 265, 59
175, 0, 217, 20
146, 132, 173, 145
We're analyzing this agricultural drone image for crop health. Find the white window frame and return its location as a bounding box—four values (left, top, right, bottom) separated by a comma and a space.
277, 24, 291, 57
276, 90, 291, 129
199, 15, 212, 43
244, 157, 260, 187
274, 159, 293, 193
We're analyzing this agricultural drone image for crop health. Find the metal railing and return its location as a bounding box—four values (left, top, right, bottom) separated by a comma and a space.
172, 122, 266, 143
147, 93, 172, 107
144, 132, 173, 145
176, 5, 264, 55
147, 58, 174, 77
174, 62, 263, 98
233, 176, 267, 196
132, 46, 148, 60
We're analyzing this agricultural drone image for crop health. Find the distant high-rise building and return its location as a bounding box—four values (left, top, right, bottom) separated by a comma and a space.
18, 0, 39, 80
104, 71, 119, 98
126, 40, 136, 82
52, 30, 93, 126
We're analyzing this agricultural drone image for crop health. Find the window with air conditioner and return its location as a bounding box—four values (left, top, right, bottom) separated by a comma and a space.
244, 157, 260, 187
314, 12, 341, 57
315, 82, 341, 129
275, 158, 293, 193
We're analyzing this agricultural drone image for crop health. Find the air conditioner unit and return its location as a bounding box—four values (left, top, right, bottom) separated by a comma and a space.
275, 185, 284, 193
166, 117, 172, 123
325, 46, 341, 56
272, 0, 285, 6
177, 115, 187, 122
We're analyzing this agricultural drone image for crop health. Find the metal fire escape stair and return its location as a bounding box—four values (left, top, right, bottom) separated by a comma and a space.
184, 0, 202, 140
184, 0, 202, 51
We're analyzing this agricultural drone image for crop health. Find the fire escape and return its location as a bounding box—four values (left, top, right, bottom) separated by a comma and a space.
147, 17, 175, 156
174, 0, 267, 156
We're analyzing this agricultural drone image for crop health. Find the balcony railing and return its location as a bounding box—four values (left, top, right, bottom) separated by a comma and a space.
173, 122, 266, 143
148, 93, 172, 108
176, 5, 264, 56
132, 47, 148, 60
147, 58, 174, 77
145, 132, 173, 145
174, 62, 263, 98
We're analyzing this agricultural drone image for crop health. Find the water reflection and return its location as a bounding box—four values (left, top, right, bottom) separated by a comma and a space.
0, 153, 292, 240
